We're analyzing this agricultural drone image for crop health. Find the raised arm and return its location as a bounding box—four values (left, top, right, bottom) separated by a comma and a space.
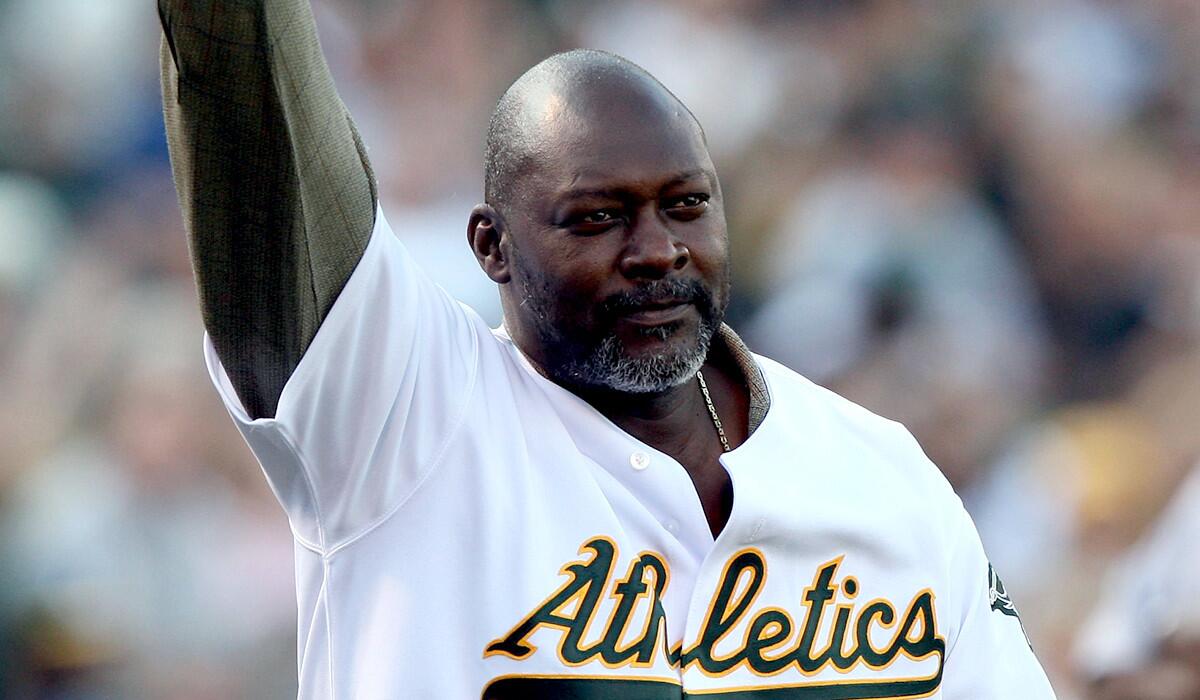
159, 0, 377, 419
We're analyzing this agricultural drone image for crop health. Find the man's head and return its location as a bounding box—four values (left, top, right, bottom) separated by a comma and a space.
468, 50, 730, 394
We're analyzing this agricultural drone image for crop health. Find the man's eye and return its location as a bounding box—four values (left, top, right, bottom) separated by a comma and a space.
667, 193, 710, 213
565, 210, 621, 232
580, 211, 614, 224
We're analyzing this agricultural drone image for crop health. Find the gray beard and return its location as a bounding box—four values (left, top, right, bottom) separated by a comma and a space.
516, 274, 721, 395
554, 320, 717, 394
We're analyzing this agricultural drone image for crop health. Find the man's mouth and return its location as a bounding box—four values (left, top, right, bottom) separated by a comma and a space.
600, 278, 710, 330
618, 300, 694, 326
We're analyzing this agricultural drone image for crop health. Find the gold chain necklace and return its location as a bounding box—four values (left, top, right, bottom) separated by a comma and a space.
696, 370, 732, 453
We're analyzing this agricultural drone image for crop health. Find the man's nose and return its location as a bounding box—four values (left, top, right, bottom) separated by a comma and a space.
619, 212, 689, 279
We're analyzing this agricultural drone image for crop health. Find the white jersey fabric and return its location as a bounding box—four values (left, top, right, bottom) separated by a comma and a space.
204, 207, 1055, 699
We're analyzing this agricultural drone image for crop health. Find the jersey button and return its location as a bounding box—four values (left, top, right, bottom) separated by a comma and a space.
630, 451, 651, 471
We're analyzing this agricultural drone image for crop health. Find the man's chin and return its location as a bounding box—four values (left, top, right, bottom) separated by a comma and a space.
618, 318, 687, 344
568, 321, 715, 394
590, 352, 704, 394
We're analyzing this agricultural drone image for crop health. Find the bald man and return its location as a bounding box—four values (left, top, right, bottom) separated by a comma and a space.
159, 1, 1055, 698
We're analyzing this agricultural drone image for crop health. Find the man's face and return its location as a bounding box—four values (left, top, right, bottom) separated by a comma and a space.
500, 97, 731, 394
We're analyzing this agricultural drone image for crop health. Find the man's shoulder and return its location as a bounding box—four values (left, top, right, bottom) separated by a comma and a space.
751, 353, 916, 446
752, 353, 960, 506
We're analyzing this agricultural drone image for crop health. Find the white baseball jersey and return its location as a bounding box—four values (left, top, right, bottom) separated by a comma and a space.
204, 207, 1055, 698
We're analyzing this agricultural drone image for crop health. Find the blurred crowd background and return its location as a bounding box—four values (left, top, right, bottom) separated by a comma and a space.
1, 0, 1197, 697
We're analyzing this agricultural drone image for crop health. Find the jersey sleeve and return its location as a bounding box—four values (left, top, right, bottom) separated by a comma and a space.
939, 499, 1057, 698
204, 207, 483, 552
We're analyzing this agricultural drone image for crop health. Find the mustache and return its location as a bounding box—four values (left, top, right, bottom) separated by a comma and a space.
599, 278, 714, 318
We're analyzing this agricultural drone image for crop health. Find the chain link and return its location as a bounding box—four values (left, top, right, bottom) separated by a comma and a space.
696, 370, 732, 453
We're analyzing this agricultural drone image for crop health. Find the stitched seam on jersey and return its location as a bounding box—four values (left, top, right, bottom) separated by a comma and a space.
323, 315, 482, 557
263, 422, 330, 553
291, 528, 323, 555
943, 500, 974, 660
322, 556, 336, 699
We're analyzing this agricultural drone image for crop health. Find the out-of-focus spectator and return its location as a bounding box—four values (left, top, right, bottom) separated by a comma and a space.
1072, 462, 1200, 699
0, 0, 162, 181
1, 285, 295, 697
569, 0, 789, 160
0, 174, 66, 311
745, 124, 1048, 490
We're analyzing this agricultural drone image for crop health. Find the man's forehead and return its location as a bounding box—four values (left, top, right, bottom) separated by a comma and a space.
560, 120, 707, 165
528, 149, 713, 215
527, 102, 712, 196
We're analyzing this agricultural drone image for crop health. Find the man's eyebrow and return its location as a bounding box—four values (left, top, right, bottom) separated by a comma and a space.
556, 187, 624, 202
556, 170, 715, 202
661, 169, 715, 189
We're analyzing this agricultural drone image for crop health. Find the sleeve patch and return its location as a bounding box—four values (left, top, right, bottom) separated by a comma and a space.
987, 563, 1020, 619
989, 562, 1034, 649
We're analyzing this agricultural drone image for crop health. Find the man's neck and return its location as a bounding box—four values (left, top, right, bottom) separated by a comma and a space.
524, 326, 758, 537
502, 321, 760, 460
575, 376, 713, 458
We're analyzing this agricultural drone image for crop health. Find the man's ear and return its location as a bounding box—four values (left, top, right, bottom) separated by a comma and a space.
467, 204, 511, 284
